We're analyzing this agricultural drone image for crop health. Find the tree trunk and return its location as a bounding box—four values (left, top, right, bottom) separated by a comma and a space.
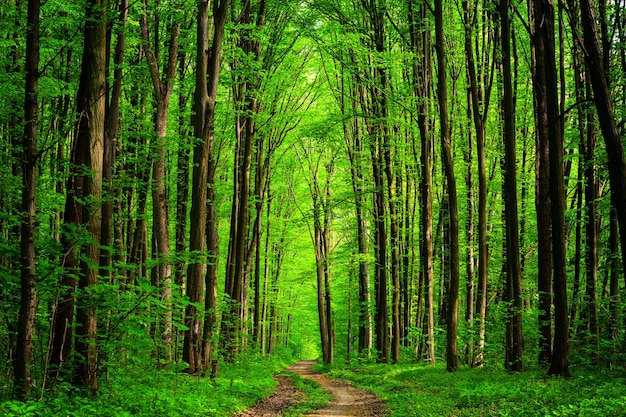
184, 0, 228, 374
434, 0, 460, 372
14, 0, 39, 397
530, 0, 570, 377
580, 0, 626, 293
139, 0, 180, 362
501, 0, 524, 372
464, 0, 495, 367
73, 0, 107, 391
530, 0, 553, 366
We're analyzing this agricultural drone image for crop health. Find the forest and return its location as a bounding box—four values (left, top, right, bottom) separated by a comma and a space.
2, 0, 626, 415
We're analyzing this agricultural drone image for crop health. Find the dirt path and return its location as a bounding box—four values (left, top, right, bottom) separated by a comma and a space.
235, 360, 386, 417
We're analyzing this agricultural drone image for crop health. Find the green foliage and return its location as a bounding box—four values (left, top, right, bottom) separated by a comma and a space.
0, 354, 295, 417
326, 362, 626, 416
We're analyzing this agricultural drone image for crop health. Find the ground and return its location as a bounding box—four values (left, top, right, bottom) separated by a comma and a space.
234, 360, 387, 417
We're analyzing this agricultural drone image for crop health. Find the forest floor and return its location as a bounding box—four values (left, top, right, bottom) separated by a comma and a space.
235, 360, 387, 417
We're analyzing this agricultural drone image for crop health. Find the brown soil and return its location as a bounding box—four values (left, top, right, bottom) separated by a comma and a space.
234, 360, 387, 417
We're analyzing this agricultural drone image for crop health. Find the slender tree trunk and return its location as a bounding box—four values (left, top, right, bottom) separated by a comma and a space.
464, 0, 495, 367
140, 0, 180, 362
344, 89, 372, 356
14, 0, 39, 397
580, 0, 626, 287
223, 0, 267, 359
501, 0, 524, 372
408, 0, 435, 365
531, 0, 570, 377
184, 0, 228, 374
434, 0, 460, 372
530, 0, 553, 366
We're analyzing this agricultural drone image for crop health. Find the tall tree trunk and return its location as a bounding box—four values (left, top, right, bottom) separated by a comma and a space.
531, 0, 570, 377
72, 0, 108, 391
580, 0, 626, 288
408, 0, 435, 365
464, 0, 495, 366
501, 0, 524, 372
100, 0, 127, 290
184, 0, 228, 374
434, 0, 460, 372
344, 82, 372, 356
14, 0, 39, 398
139, 0, 180, 362
223, 0, 267, 359
530, 0, 553, 366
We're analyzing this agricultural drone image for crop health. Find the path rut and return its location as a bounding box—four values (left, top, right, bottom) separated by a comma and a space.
235, 360, 386, 417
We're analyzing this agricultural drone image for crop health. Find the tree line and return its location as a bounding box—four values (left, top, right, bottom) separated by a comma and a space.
2, 0, 626, 401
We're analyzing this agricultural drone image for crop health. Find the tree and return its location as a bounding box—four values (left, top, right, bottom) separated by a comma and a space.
184, 0, 229, 374
139, 0, 181, 362
529, 0, 553, 366
73, 0, 108, 390
14, 0, 39, 398
579, 0, 626, 279
531, 0, 570, 378
222, 0, 268, 358
500, 0, 523, 372
434, 0, 460, 372
463, 0, 496, 367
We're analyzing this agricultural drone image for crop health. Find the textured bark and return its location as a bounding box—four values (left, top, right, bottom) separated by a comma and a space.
435, 0, 460, 372
139, 0, 180, 361
501, 0, 523, 372
223, 0, 267, 359
580, 0, 626, 295
463, 0, 495, 367
408, 0, 435, 365
73, 0, 108, 390
530, 0, 570, 378
530, 0, 553, 366
14, 0, 39, 397
100, 0, 127, 285
344, 87, 372, 355
184, 0, 228, 374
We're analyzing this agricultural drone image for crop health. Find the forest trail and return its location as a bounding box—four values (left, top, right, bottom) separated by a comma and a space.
235, 360, 386, 417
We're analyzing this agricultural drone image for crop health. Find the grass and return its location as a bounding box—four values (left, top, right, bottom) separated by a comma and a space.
281, 372, 332, 417
324, 361, 626, 416
0, 354, 291, 417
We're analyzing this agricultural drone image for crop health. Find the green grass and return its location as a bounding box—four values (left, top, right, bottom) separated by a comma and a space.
281, 372, 332, 417
325, 362, 626, 416
0, 355, 291, 417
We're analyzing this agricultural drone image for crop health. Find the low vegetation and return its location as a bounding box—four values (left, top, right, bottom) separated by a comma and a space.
326, 362, 626, 416
1, 353, 292, 417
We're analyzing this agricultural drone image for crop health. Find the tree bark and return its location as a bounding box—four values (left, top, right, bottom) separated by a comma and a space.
580, 0, 626, 291
531, 0, 570, 377
73, 0, 108, 391
184, 0, 229, 374
530, 0, 553, 366
14, 0, 39, 397
501, 0, 524, 372
434, 0, 460, 372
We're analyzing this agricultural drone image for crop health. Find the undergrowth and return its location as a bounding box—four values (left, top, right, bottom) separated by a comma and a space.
0, 354, 292, 417
325, 362, 626, 416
